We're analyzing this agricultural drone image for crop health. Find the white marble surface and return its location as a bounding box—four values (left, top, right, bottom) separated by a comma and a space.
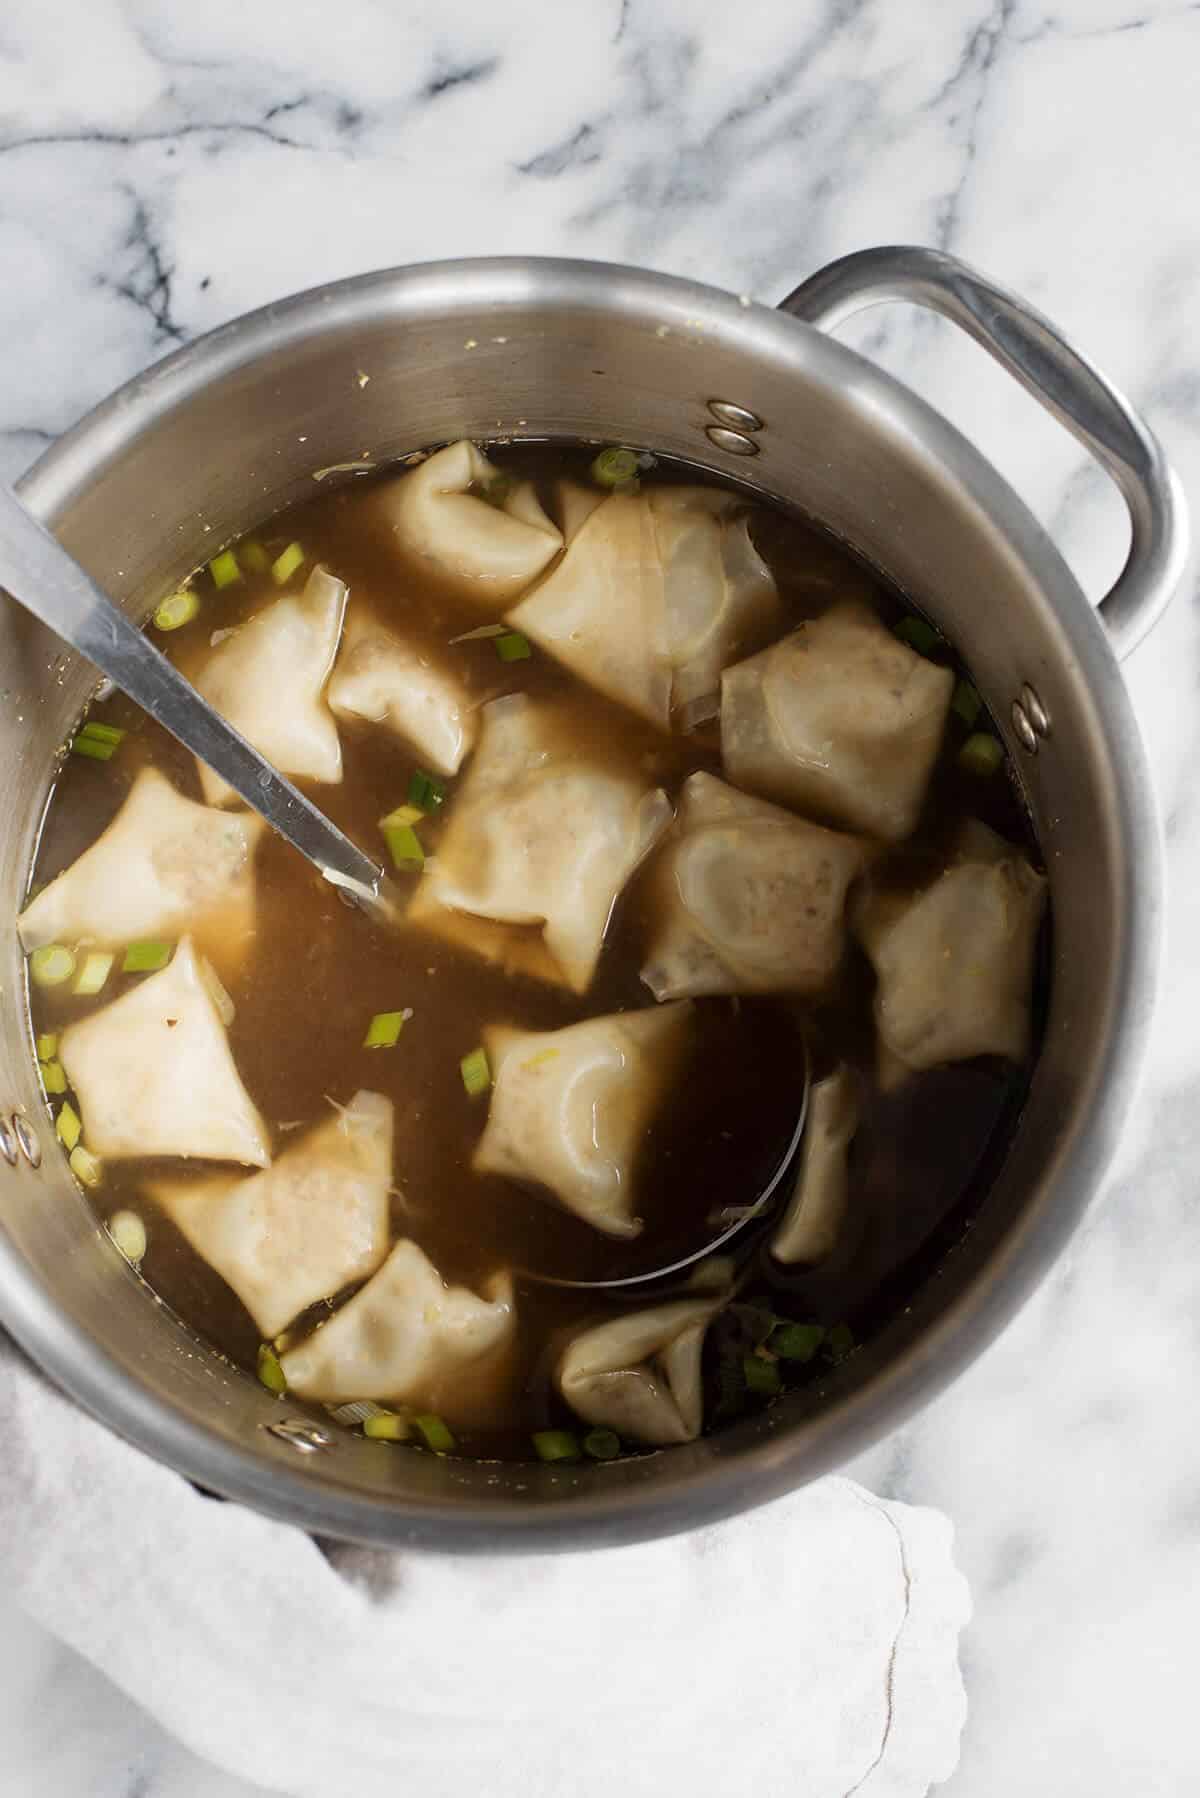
0, 0, 1197, 1791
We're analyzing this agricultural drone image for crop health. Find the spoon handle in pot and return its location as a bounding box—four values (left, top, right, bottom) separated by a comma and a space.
0, 483, 384, 903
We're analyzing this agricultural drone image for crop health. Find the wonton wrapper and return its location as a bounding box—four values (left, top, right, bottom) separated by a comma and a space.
472, 1003, 694, 1239
193, 565, 347, 804
856, 822, 1048, 1084
554, 479, 606, 544
721, 598, 955, 842
556, 1298, 718, 1446
412, 695, 671, 993
59, 937, 270, 1165
641, 771, 867, 1000
508, 488, 778, 728
771, 1067, 859, 1265
146, 1091, 392, 1339
327, 613, 476, 775
370, 440, 561, 607
17, 768, 263, 959
280, 1239, 515, 1417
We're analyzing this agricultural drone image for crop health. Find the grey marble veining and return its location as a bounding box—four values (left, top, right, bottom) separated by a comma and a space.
0, 0, 1197, 1792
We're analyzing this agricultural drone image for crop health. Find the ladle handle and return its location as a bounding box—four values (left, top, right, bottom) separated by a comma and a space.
779, 245, 1188, 661
0, 483, 382, 899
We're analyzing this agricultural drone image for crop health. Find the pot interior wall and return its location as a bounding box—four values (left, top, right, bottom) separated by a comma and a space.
0, 263, 1154, 1546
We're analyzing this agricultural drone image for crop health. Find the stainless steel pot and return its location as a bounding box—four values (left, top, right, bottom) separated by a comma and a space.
0, 246, 1185, 1549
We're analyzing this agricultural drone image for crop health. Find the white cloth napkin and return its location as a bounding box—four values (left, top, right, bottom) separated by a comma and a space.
0, 1337, 969, 1797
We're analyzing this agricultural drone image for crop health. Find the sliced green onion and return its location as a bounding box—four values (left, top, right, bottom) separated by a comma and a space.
591, 446, 640, 488
449, 623, 509, 644
122, 939, 173, 973
363, 1010, 406, 1049
107, 1208, 146, 1261
412, 1412, 455, 1453
240, 540, 270, 574
271, 541, 305, 586
209, 549, 241, 590
583, 1428, 621, 1461
29, 944, 76, 988
153, 589, 200, 631
825, 1323, 856, 1362
460, 1046, 491, 1097
386, 801, 425, 827
70, 733, 117, 761
494, 630, 532, 663
894, 614, 940, 657
256, 1343, 287, 1395
951, 680, 983, 728
77, 721, 125, 746
406, 769, 447, 812
69, 1144, 103, 1189
533, 1429, 581, 1463
742, 1353, 782, 1396
36, 1033, 58, 1062
959, 732, 1004, 777
40, 1059, 67, 1096
362, 1410, 410, 1441
56, 1101, 82, 1152
380, 819, 425, 872
770, 1321, 825, 1363
74, 950, 114, 997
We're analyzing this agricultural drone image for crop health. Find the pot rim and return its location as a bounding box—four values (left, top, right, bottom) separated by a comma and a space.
2, 255, 1164, 1549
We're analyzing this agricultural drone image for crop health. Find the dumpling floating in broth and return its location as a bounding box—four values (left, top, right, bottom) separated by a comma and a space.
556, 1298, 719, 1445
855, 821, 1048, 1084
721, 598, 955, 841
192, 564, 347, 805
771, 1066, 860, 1265
146, 1091, 393, 1340
370, 440, 562, 607
17, 768, 263, 964
411, 694, 672, 993
472, 1003, 694, 1239
280, 1238, 515, 1419
327, 612, 476, 776
59, 936, 270, 1165
641, 771, 867, 1001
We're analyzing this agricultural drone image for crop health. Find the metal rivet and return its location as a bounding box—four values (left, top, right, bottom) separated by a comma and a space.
707, 400, 764, 433
262, 1418, 333, 1454
1011, 701, 1038, 754
11, 1116, 40, 1168
705, 425, 760, 457
0, 1118, 16, 1169
1020, 682, 1050, 737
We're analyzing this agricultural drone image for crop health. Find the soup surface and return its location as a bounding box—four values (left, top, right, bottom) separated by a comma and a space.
22, 442, 1046, 1463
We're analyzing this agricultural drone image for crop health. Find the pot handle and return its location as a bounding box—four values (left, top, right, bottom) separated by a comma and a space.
778, 245, 1188, 660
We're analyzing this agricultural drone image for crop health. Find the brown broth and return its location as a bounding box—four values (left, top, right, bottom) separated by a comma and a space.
25, 444, 1045, 1461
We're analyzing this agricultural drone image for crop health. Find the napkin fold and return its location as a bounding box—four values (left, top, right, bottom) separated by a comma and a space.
0, 1338, 968, 1797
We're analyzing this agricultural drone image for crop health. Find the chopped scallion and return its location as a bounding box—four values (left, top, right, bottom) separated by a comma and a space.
951, 680, 983, 728
742, 1353, 782, 1396
533, 1429, 581, 1463
363, 1010, 406, 1050
363, 1410, 410, 1441
386, 802, 425, 827
77, 721, 125, 746
406, 769, 447, 812
153, 589, 200, 631
256, 1344, 287, 1396
56, 1101, 82, 1152
40, 1059, 67, 1096
460, 1046, 491, 1097
583, 1428, 621, 1461
495, 630, 532, 663
69, 1144, 103, 1189
36, 1033, 58, 1062
29, 944, 76, 988
770, 1321, 825, 1363
380, 819, 425, 872
825, 1323, 856, 1362
271, 541, 305, 586
122, 939, 172, 974
107, 1208, 146, 1262
240, 540, 270, 574
70, 732, 118, 761
74, 950, 114, 997
412, 1412, 455, 1453
959, 732, 1004, 777
209, 549, 241, 590
591, 446, 640, 488
894, 614, 940, 657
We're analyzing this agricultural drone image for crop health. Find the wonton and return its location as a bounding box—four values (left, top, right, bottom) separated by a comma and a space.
147, 1091, 393, 1338
771, 1066, 859, 1265
721, 598, 955, 841
327, 613, 476, 776
640, 772, 867, 1000
472, 1003, 694, 1239
556, 1298, 719, 1445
